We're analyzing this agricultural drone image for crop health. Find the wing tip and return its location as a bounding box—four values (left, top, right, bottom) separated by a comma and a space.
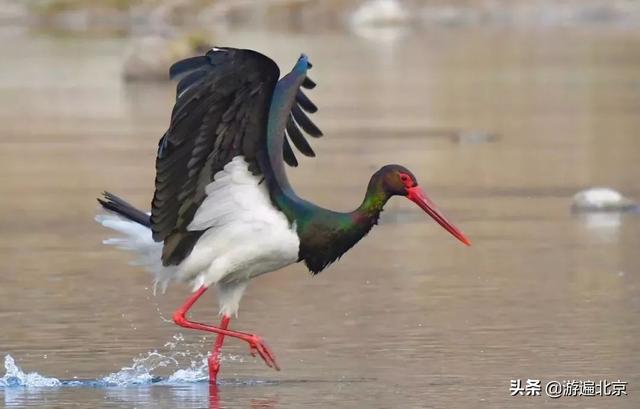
299, 53, 313, 69
302, 77, 316, 89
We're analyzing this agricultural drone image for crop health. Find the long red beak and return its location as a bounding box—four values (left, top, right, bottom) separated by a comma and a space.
406, 186, 471, 246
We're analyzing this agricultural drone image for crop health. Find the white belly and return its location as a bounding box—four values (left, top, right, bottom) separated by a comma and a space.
175, 156, 300, 296
97, 156, 298, 316
178, 217, 299, 288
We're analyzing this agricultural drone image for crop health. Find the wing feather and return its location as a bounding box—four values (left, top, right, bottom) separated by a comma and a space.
282, 137, 299, 167
151, 48, 324, 266
267, 57, 322, 176
291, 104, 323, 137
295, 90, 317, 113
151, 48, 279, 265
302, 76, 316, 89
169, 55, 209, 77
286, 117, 315, 157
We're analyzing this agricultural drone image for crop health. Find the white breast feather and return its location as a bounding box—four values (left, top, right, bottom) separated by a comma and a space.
97, 156, 300, 316
180, 156, 300, 287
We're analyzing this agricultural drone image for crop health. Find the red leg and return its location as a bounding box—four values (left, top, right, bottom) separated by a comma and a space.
172, 286, 280, 379
208, 315, 230, 383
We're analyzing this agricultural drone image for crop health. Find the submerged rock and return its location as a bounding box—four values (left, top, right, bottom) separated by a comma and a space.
453, 130, 499, 144
571, 187, 638, 212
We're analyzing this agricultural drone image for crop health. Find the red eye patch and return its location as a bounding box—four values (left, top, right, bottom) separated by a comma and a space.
399, 172, 414, 188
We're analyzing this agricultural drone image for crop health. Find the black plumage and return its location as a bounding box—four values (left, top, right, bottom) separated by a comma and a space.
295, 90, 317, 113
291, 104, 323, 137
286, 116, 315, 157
302, 77, 316, 89
150, 48, 322, 266
97, 192, 151, 227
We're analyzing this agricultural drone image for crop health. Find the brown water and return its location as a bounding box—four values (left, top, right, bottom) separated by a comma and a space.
1, 25, 639, 408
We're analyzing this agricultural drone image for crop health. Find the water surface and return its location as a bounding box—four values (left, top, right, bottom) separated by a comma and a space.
0, 26, 639, 408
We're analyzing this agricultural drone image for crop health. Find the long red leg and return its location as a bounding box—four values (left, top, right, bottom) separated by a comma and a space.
172, 286, 280, 382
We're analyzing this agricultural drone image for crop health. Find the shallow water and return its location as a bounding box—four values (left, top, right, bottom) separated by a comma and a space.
1, 25, 640, 408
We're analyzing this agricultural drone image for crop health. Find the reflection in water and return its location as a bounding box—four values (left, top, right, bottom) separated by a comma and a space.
581, 212, 623, 230
577, 213, 622, 244
99, 381, 279, 409
209, 385, 277, 409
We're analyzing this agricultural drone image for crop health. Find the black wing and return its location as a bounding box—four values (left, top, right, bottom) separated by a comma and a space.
151, 48, 279, 266
260, 53, 322, 198
281, 74, 322, 167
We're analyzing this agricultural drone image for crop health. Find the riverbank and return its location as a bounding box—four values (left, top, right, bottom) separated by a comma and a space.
5, 0, 640, 35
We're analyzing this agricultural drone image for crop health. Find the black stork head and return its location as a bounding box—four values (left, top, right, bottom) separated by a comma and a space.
373, 164, 471, 246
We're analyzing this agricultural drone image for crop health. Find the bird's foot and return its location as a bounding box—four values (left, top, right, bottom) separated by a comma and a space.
246, 334, 280, 371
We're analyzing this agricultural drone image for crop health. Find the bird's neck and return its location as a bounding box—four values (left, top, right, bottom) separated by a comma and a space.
291, 174, 392, 274
351, 175, 391, 227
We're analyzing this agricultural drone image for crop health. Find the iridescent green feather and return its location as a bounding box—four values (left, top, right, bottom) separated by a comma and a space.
261, 55, 397, 274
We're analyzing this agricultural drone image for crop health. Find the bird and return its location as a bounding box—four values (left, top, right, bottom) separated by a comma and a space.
96, 47, 471, 384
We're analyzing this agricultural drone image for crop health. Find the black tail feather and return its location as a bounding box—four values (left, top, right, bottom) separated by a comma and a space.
97, 192, 151, 227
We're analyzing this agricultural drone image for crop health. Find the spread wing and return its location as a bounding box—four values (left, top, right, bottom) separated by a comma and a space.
151, 48, 323, 266
151, 48, 279, 265
280, 66, 322, 167
263, 54, 322, 199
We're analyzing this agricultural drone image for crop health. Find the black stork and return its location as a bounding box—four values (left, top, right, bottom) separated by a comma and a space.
96, 47, 470, 384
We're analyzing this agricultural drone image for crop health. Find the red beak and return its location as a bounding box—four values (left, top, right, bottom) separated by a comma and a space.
406, 186, 471, 246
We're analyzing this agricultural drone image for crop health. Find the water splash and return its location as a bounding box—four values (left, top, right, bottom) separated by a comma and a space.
1, 334, 246, 388
101, 350, 209, 386
0, 355, 61, 387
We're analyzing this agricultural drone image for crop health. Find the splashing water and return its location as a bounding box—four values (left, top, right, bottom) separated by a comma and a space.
0, 355, 61, 387
100, 350, 205, 386
1, 334, 246, 388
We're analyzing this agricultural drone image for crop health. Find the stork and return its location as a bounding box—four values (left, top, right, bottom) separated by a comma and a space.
96, 47, 470, 384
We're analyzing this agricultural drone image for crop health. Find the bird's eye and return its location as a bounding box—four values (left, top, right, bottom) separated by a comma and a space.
400, 174, 408, 182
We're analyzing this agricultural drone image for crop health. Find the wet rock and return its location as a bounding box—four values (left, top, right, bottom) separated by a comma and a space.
122, 36, 173, 81
571, 187, 638, 212
349, 0, 411, 28
122, 34, 209, 82
20, 0, 640, 32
